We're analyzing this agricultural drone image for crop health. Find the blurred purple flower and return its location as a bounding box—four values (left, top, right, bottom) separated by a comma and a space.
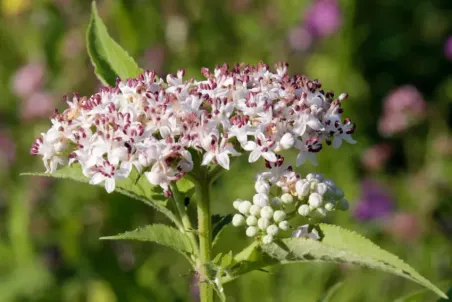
444, 36, 452, 61
140, 46, 166, 75
378, 85, 426, 137
12, 63, 45, 98
354, 180, 394, 221
360, 142, 392, 171
21, 92, 55, 120
288, 26, 313, 51
305, 0, 342, 38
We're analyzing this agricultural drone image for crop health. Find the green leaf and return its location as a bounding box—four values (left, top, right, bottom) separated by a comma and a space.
101, 224, 194, 256
86, 1, 142, 86
226, 224, 447, 299
21, 164, 180, 227
318, 282, 344, 302
211, 214, 233, 246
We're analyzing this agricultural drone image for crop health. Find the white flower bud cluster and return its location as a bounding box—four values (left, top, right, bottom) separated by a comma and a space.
232, 157, 348, 244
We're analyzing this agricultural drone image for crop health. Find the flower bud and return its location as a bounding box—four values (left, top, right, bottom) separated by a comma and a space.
306, 173, 316, 181
273, 210, 286, 222
238, 200, 252, 215
246, 226, 258, 237
281, 193, 294, 204
246, 215, 258, 226
255, 179, 270, 194
308, 193, 322, 208
334, 188, 345, 199
253, 193, 269, 207
296, 180, 310, 197
278, 220, 290, 231
314, 208, 327, 218
249, 204, 262, 217
262, 234, 274, 244
232, 214, 245, 227
280, 132, 295, 149
266, 224, 279, 236
324, 202, 335, 211
315, 183, 328, 195
233, 199, 242, 210
258, 217, 271, 230
298, 204, 310, 216
260, 206, 274, 219
336, 199, 349, 211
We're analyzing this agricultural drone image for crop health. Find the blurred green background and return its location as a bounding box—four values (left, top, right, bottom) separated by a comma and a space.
1, 0, 451, 301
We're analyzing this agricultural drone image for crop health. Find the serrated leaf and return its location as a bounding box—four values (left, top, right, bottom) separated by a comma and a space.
101, 224, 194, 256
220, 251, 234, 269
318, 282, 344, 302
21, 164, 180, 226
86, 1, 142, 86
225, 224, 447, 299
211, 214, 233, 246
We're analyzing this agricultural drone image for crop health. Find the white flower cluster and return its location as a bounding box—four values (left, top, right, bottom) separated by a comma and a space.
232, 157, 348, 243
30, 62, 355, 194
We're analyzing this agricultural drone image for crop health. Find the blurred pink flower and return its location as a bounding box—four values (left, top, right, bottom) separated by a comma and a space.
21, 92, 55, 120
361, 142, 392, 171
0, 130, 16, 167
141, 46, 166, 75
378, 85, 426, 136
12, 63, 45, 98
288, 26, 313, 51
62, 29, 84, 58
384, 212, 422, 243
305, 0, 342, 38
444, 36, 452, 61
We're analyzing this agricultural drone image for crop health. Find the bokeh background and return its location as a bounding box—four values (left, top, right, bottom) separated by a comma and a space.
1, 0, 452, 301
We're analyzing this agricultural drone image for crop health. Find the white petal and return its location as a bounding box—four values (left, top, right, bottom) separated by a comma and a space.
201, 152, 215, 166
216, 153, 230, 170
296, 153, 306, 166
332, 136, 342, 149
90, 173, 105, 185
343, 134, 357, 144
248, 149, 261, 163
262, 152, 277, 162
306, 116, 323, 130
242, 141, 257, 151
105, 178, 116, 193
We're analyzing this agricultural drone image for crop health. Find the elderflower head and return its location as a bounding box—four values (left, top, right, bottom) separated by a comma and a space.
30, 62, 355, 195
232, 156, 348, 244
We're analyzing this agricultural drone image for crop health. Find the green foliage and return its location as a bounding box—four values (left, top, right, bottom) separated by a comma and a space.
101, 224, 194, 259
21, 164, 180, 226
211, 214, 233, 247
227, 224, 447, 299
86, 1, 142, 86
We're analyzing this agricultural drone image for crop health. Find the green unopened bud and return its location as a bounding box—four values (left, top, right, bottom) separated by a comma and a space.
336, 199, 349, 211
324, 202, 335, 211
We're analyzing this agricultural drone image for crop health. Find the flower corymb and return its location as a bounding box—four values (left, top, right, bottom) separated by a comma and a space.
30, 62, 355, 193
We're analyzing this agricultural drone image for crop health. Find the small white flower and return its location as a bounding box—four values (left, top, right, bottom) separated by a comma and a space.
279, 132, 295, 150
295, 180, 311, 197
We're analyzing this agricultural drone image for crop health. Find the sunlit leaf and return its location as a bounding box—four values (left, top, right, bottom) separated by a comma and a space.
225, 224, 447, 299
101, 224, 194, 257
21, 164, 180, 227
86, 1, 142, 86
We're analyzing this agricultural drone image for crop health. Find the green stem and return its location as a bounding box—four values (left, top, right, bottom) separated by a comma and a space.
170, 183, 199, 261
197, 167, 214, 302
